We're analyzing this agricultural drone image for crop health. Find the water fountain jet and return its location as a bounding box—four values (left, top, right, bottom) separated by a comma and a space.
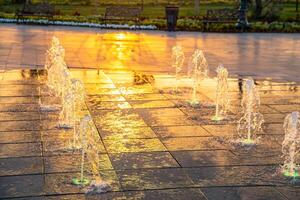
187, 49, 208, 107
72, 115, 111, 193
282, 111, 300, 178
237, 78, 264, 145
211, 64, 229, 121
171, 45, 185, 93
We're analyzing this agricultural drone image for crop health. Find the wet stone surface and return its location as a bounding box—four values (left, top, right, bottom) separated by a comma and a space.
0, 69, 299, 199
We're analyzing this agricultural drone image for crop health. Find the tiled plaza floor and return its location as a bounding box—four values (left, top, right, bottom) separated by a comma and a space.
0, 69, 299, 199
0, 24, 300, 82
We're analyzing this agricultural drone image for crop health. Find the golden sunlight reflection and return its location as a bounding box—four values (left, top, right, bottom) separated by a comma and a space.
115, 33, 126, 41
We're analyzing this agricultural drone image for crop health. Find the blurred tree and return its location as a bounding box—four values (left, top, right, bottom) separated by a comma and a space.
255, 0, 262, 18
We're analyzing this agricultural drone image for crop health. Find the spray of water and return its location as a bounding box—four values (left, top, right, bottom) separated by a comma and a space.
72, 115, 111, 193
171, 45, 185, 93
211, 64, 230, 121
39, 36, 67, 111
58, 68, 74, 128
282, 111, 300, 178
69, 79, 86, 149
187, 49, 208, 106
237, 78, 264, 145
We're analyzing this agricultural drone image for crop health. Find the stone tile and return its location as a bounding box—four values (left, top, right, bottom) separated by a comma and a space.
201, 186, 287, 200
0, 120, 40, 131
261, 96, 300, 105
0, 104, 40, 112
87, 94, 126, 102
45, 154, 113, 173
100, 126, 157, 140
128, 100, 176, 109
0, 142, 42, 158
104, 138, 166, 153
0, 96, 39, 104
85, 83, 116, 89
185, 166, 284, 187
87, 101, 132, 110
0, 112, 40, 121
268, 104, 300, 114
41, 130, 74, 142
43, 139, 107, 156
0, 157, 43, 176
110, 152, 179, 170
8, 197, 43, 200
232, 151, 283, 166
86, 88, 121, 95
181, 107, 237, 125
264, 114, 287, 123
92, 109, 148, 128
263, 123, 285, 135
152, 125, 211, 138
0, 131, 40, 143
0, 90, 38, 97
0, 84, 38, 92
276, 186, 300, 200
117, 168, 194, 190
137, 108, 195, 126
0, 175, 43, 198
124, 188, 207, 200
162, 137, 224, 151
172, 150, 236, 167
45, 194, 86, 200
202, 124, 237, 137
118, 85, 159, 95
45, 193, 128, 200
125, 93, 167, 101
70, 70, 113, 84
230, 104, 280, 114
44, 171, 121, 195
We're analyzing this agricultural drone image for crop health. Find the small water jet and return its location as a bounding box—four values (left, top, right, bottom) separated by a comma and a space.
58, 68, 74, 129
237, 78, 264, 145
171, 45, 185, 93
45, 36, 69, 98
282, 111, 300, 178
69, 78, 86, 149
39, 36, 67, 111
72, 115, 111, 193
187, 49, 208, 107
211, 64, 229, 121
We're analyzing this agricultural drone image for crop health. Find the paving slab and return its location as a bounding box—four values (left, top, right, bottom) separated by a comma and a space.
44, 171, 121, 195
152, 125, 211, 138
161, 137, 225, 151
0, 142, 42, 158
0, 120, 40, 131
117, 168, 194, 190
276, 186, 300, 200
201, 186, 287, 200
103, 138, 166, 153
0, 174, 44, 198
0, 131, 40, 144
172, 150, 237, 167
45, 154, 113, 173
0, 157, 43, 176
109, 152, 179, 170
136, 108, 195, 127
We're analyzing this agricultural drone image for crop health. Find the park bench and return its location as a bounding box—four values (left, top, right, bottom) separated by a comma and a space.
16, 3, 55, 23
103, 6, 142, 28
202, 9, 239, 30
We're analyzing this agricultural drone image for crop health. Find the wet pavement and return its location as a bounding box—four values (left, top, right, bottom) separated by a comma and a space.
0, 69, 299, 199
1, 24, 300, 82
